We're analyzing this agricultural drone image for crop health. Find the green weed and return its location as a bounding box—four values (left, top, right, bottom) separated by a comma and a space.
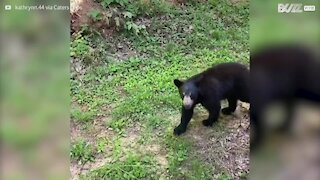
87, 10, 103, 21
107, 118, 127, 133
71, 139, 95, 164
100, 0, 129, 8
71, 108, 95, 123
187, 160, 214, 180
96, 137, 108, 153
219, 173, 233, 180
164, 129, 189, 175
70, 33, 92, 63
81, 152, 157, 179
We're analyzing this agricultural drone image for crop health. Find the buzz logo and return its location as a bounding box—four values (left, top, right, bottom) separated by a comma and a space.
278, 3, 303, 13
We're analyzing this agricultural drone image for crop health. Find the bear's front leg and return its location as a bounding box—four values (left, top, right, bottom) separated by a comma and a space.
202, 102, 221, 126
174, 107, 194, 135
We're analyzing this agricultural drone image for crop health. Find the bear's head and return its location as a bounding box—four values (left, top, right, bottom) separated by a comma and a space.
174, 76, 202, 109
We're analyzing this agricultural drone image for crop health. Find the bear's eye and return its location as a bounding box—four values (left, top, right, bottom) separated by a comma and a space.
190, 94, 196, 99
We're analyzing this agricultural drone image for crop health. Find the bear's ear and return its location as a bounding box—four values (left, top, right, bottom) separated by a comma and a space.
174, 79, 183, 88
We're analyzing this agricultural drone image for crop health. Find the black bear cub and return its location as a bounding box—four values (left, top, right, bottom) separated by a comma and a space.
173, 62, 249, 135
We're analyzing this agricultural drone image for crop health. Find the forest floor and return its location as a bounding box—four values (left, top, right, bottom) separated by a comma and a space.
70, 0, 250, 179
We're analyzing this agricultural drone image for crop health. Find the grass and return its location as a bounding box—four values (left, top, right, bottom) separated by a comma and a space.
165, 129, 190, 177
71, 139, 95, 164
71, 108, 95, 123
71, 0, 249, 179
80, 152, 158, 179
96, 137, 108, 153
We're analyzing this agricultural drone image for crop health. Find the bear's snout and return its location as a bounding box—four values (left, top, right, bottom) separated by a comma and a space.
183, 96, 193, 109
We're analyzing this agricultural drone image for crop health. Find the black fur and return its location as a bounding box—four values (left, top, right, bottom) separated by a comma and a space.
173, 62, 250, 135
250, 45, 320, 149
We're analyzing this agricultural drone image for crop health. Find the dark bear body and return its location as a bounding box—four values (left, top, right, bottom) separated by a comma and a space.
250, 45, 320, 149
173, 62, 250, 135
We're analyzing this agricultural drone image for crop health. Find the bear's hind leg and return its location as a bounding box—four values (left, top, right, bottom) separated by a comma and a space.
221, 97, 237, 115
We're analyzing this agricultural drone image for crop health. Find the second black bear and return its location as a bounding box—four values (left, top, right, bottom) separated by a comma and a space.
173, 62, 249, 135
250, 45, 320, 149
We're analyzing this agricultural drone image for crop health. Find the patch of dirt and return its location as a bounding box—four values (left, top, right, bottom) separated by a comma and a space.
70, 0, 123, 36
70, 121, 115, 180
121, 124, 169, 177
71, 0, 100, 33
70, 102, 171, 179
184, 102, 250, 179
70, 103, 116, 180
121, 124, 142, 150
102, 36, 138, 61
70, 57, 86, 82
144, 144, 169, 169
78, 155, 113, 178
70, 0, 139, 63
